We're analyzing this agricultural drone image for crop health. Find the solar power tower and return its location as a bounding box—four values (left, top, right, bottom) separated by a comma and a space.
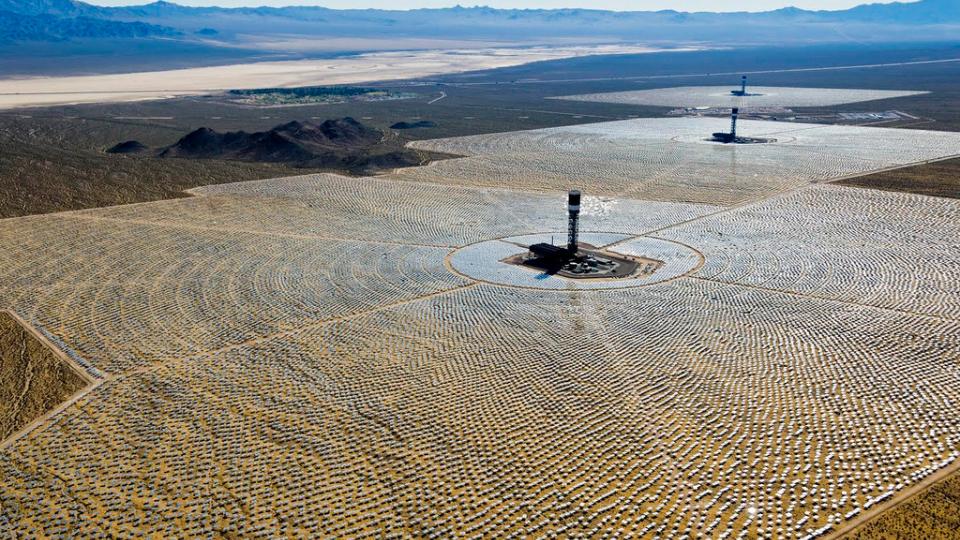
732, 75, 748, 96
567, 190, 581, 254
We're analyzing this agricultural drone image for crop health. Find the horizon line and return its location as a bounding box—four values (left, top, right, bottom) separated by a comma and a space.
82, 0, 920, 15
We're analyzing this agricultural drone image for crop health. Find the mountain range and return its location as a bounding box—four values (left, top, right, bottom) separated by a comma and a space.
1, 0, 958, 55
0, 0, 175, 41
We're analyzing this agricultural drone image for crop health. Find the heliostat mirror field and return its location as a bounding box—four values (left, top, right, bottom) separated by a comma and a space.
1, 117, 959, 539
553, 87, 929, 109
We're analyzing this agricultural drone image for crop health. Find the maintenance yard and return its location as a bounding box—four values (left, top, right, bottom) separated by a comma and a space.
0, 117, 959, 538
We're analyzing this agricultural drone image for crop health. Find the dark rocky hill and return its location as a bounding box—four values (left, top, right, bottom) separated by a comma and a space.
106, 140, 149, 154
391, 121, 437, 130
157, 118, 428, 174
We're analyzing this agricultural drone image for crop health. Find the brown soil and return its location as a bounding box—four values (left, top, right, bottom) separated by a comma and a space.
842, 472, 960, 539
0, 141, 312, 219
833, 451, 960, 540
837, 157, 960, 199
0, 312, 89, 441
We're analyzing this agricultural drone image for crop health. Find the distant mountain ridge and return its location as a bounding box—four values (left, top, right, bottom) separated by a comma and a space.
0, 11, 176, 41
90, 0, 958, 24
824, 0, 956, 23
0, 0, 174, 41
1, 0, 958, 47
0, 0, 97, 16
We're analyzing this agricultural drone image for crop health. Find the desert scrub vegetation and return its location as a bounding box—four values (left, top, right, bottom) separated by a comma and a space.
0, 139, 311, 219
0, 312, 87, 441
838, 156, 960, 199
846, 473, 960, 539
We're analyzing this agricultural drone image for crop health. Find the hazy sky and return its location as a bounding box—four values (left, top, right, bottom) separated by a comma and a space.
87, 0, 908, 11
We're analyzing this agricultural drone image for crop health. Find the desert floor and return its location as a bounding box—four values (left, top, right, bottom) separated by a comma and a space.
0, 45, 672, 109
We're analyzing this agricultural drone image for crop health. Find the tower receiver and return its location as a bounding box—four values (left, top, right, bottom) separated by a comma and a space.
567, 190, 580, 254
731, 75, 748, 96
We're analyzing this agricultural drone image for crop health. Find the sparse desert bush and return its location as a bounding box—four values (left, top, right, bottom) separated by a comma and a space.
0, 312, 87, 440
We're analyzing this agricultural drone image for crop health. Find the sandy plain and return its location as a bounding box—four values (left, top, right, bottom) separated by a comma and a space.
0, 117, 959, 538
0, 44, 668, 109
